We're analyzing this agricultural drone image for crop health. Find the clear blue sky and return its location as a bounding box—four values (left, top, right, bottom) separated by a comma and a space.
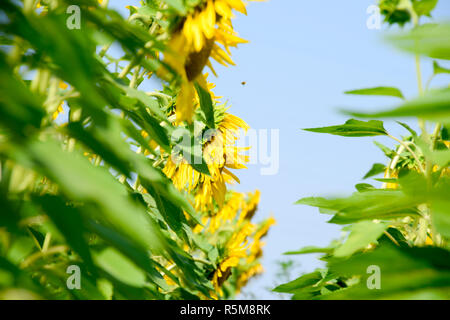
110, 0, 450, 299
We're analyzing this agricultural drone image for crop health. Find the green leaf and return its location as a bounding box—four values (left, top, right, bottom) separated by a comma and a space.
431, 202, 450, 239
378, 227, 410, 248
86, 220, 168, 290
363, 163, 386, 179
413, 0, 438, 17
430, 181, 450, 238
396, 121, 418, 138
171, 126, 211, 176
298, 190, 422, 225
373, 141, 396, 159
284, 246, 334, 256
379, 0, 411, 26
194, 83, 215, 129
345, 87, 404, 99
65, 121, 132, 176
146, 184, 191, 243
24, 139, 167, 255
428, 149, 450, 167
162, 0, 187, 14
387, 23, 450, 60
374, 178, 398, 183
0, 35, 13, 45
0, 53, 44, 137
117, 99, 172, 152
334, 221, 388, 258
93, 248, 147, 288
347, 88, 450, 120
325, 244, 450, 300
433, 61, 450, 75
304, 119, 388, 137
120, 85, 167, 121
295, 197, 335, 210
273, 271, 323, 293
34, 195, 95, 272
355, 183, 377, 192
0, 257, 48, 299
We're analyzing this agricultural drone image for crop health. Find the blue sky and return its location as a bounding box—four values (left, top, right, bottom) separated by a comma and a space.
110, 0, 450, 299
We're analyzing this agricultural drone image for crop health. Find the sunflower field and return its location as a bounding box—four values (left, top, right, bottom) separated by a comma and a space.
0, 0, 274, 300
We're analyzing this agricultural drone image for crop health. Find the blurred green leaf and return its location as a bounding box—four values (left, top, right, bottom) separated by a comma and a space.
345, 87, 404, 99
334, 221, 388, 258
93, 247, 147, 287
363, 163, 387, 179
297, 190, 421, 224
273, 271, 323, 293
413, 0, 438, 17
33, 195, 95, 272
304, 119, 388, 137
387, 23, 450, 60
284, 246, 335, 256
162, 0, 187, 14
326, 244, 450, 300
347, 88, 450, 120
433, 61, 450, 75
195, 83, 215, 129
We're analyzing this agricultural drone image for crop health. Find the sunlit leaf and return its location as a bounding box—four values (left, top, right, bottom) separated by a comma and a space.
345, 87, 404, 99
304, 119, 388, 137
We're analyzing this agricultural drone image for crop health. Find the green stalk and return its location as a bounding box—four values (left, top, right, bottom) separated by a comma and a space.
98, 43, 112, 58
414, 205, 429, 246
409, 5, 429, 141
431, 123, 442, 150
130, 66, 140, 88
387, 134, 425, 174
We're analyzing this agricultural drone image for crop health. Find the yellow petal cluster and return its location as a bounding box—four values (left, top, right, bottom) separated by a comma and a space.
50, 82, 68, 120
163, 110, 249, 212
164, 0, 254, 123
236, 263, 264, 293
212, 222, 255, 291
248, 216, 276, 263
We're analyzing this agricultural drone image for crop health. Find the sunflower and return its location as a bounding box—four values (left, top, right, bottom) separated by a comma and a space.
209, 191, 244, 233
248, 216, 276, 263
238, 190, 260, 222
163, 0, 257, 123
50, 81, 68, 120
195, 115, 249, 211
181, 0, 251, 76
163, 108, 249, 212
212, 222, 254, 291
236, 263, 263, 293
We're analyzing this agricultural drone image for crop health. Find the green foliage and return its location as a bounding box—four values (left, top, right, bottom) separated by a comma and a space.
379, 0, 438, 26
194, 83, 215, 130
363, 163, 387, 179
379, 0, 412, 26
348, 88, 450, 119
345, 87, 404, 99
304, 119, 388, 137
388, 23, 450, 60
0, 0, 268, 300
0, 0, 208, 299
277, 0, 450, 300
